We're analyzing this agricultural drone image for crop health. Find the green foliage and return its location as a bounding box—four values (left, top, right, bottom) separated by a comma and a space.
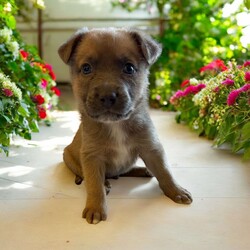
0, 0, 59, 155
171, 60, 250, 160
111, 0, 249, 108
244, 0, 250, 9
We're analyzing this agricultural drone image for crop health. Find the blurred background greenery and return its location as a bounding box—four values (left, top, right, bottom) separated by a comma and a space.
112, 0, 250, 108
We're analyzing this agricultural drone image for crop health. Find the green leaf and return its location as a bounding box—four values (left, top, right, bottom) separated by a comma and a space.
243, 147, 250, 161
0, 144, 9, 156
242, 122, 250, 140
6, 15, 16, 29
24, 132, 32, 140
30, 120, 39, 132
244, 0, 250, 9
0, 100, 3, 112
17, 102, 30, 117
0, 116, 7, 128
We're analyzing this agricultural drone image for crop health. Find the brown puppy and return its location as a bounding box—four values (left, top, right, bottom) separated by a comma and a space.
58, 27, 192, 224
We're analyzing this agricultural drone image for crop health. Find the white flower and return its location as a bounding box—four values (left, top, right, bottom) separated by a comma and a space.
189, 78, 199, 85
0, 72, 22, 100
7, 41, 19, 59
0, 27, 13, 43
3, 2, 12, 12
32, 0, 45, 9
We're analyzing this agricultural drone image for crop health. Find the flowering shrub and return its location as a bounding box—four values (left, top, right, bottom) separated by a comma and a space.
171, 59, 250, 160
112, 0, 249, 109
0, 0, 60, 155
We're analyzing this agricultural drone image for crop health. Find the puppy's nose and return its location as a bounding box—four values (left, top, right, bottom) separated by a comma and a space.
100, 92, 117, 108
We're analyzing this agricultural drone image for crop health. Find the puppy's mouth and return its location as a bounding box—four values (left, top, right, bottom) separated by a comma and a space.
87, 110, 133, 122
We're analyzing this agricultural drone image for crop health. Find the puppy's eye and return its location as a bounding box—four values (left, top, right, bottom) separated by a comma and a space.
81, 63, 92, 74
123, 63, 136, 75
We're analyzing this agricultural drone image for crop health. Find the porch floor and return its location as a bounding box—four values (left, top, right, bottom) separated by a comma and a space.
0, 102, 250, 249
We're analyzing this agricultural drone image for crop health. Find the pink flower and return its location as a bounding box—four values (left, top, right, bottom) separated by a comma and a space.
245, 72, 250, 82
213, 86, 220, 93
2, 88, 13, 97
227, 84, 250, 106
175, 90, 184, 98
197, 83, 206, 91
156, 95, 161, 100
222, 78, 234, 86
243, 61, 250, 67
183, 84, 206, 95
40, 79, 48, 89
227, 90, 241, 106
170, 90, 184, 104
170, 84, 206, 104
239, 83, 250, 92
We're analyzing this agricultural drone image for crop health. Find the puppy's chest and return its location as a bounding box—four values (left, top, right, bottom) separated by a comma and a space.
108, 124, 134, 167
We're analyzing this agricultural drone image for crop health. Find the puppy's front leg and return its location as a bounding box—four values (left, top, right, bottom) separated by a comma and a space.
140, 145, 192, 204
81, 158, 107, 224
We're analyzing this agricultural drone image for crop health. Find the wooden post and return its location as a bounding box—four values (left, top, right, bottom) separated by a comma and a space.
38, 9, 43, 58
159, 18, 164, 37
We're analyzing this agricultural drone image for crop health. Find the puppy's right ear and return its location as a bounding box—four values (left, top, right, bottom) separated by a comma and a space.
58, 27, 89, 65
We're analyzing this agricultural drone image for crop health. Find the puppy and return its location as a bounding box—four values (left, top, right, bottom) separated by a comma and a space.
58, 27, 192, 224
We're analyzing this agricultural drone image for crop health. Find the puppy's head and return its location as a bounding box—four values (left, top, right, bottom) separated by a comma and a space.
58, 27, 161, 122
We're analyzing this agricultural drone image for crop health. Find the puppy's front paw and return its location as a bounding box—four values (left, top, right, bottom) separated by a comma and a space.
162, 184, 193, 205
172, 187, 192, 204
82, 205, 107, 224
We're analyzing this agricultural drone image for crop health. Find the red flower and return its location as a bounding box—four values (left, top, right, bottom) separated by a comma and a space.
2, 88, 13, 97
181, 79, 190, 88
32, 94, 45, 105
200, 59, 227, 73
245, 72, 250, 82
44, 64, 56, 80
51, 86, 61, 96
20, 49, 29, 60
38, 106, 47, 119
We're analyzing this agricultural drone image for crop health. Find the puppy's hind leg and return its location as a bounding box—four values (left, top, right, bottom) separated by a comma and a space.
75, 176, 111, 195
104, 179, 112, 195
63, 147, 84, 185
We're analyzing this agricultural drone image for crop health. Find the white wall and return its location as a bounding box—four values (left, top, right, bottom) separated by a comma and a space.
18, 0, 159, 82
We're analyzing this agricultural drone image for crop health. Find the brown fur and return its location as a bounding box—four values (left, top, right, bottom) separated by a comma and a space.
58, 27, 192, 224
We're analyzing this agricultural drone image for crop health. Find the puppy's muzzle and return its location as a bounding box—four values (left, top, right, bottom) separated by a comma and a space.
85, 85, 132, 122
99, 92, 117, 109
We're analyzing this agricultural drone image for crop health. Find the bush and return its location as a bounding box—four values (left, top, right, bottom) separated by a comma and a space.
0, 0, 60, 155
170, 59, 250, 160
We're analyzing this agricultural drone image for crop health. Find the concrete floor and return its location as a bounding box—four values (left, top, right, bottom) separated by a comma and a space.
0, 86, 250, 249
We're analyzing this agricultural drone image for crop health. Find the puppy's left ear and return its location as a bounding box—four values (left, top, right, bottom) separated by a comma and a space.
129, 29, 162, 65
58, 27, 89, 65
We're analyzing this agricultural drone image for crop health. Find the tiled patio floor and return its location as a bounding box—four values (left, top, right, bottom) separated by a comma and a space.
0, 105, 250, 249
